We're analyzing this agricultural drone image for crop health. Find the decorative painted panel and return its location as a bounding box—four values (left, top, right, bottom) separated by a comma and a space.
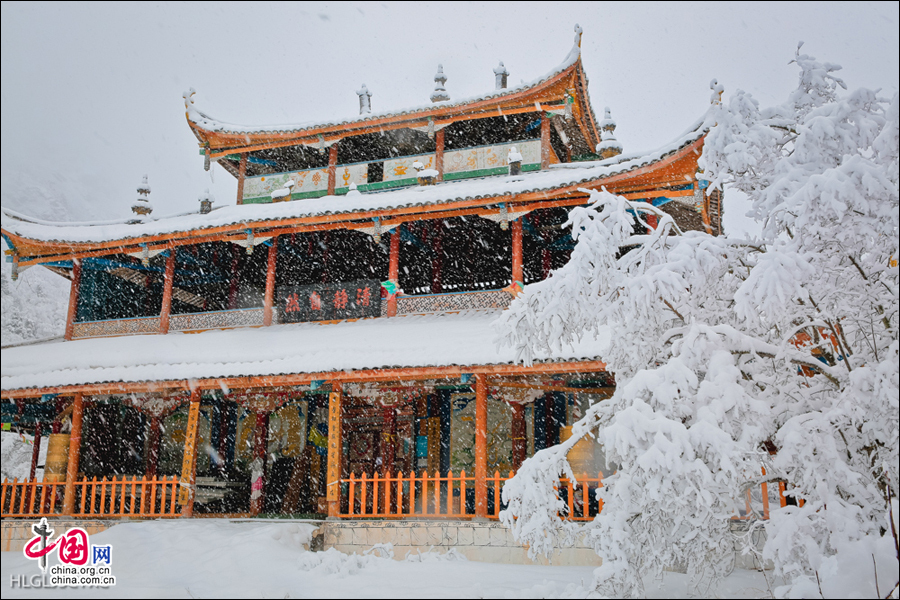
334, 163, 368, 189
243, 163, 368, 200
396, 290, 512, 315
444, 139, 540, 175
382, 153, 435, 182
72, 316, 161, 338
169, 308, 265, 331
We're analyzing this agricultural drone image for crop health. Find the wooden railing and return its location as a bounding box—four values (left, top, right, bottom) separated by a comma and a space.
1, 476, 182, 519
339, 470, 607, 520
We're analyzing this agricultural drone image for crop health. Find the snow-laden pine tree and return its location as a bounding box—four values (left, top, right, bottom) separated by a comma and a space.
495, 45, 899, 598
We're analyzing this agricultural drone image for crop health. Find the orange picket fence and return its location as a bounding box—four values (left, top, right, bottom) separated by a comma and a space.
339, 470, 607, 520
1, 476, 182, 519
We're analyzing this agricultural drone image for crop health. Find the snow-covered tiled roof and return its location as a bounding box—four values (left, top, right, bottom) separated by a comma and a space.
187, 27, 586, 139
0, 311, 609, 392
1, 120, 706, 246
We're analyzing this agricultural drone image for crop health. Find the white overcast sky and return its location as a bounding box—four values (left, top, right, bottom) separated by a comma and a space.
2, 1, 898, 229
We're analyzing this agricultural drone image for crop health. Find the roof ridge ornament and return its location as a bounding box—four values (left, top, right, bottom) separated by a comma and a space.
182, 88, 196, 111
597, 107, 623, 159
130, 174, 153, 222
431, 64, 450, 103
574, 23, 583, 48
493, 61, 509, 90
356, 84, 372, 115
710, 78, 724, 105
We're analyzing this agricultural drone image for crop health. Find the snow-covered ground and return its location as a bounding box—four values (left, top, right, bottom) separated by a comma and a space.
0, 519, 775, 599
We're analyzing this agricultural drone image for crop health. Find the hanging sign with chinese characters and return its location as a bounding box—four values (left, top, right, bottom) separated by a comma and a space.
278, 279, 382, 323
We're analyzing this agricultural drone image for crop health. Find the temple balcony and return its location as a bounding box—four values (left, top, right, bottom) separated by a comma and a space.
69, 290, 515, 340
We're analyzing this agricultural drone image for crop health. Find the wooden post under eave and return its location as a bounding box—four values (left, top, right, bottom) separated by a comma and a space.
146, 416, 161, 479
159, 250, 176, 334
62, 393, 84, 515
29, 421, 43, 482
431, 220, 443, 294
326, 385, 343, 518
327, 143, 339, 195
475, 375, 488, 519
263, 237, 278, 326
511, 218, 523, 287
249, 410, 269, 516
64, 259, 82, 341
541, 114, 551, 170
435, 128, 445, 181
511, 402, 526, 469
237, 154, 248, 205
180, 389, 202, 517
387, 228, 400, 317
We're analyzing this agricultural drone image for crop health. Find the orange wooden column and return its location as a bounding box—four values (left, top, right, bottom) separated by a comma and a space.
387, 228, 400, 317
475, 374, 488, 519
179, 389, 202, 517
511, 217, 523, 288
237, 153, 248, 205
146, 416, 161, 478
63, 259, 82, 341
326, 385, 343, 518
541, 114, 551, 170
263, 237, 278, 326
435, 128, 445, 181
511, 402, 526, 469
327, 143, 339, 195
62, 393, 84, 515
249, 410, 269, 516
159, 250, 176, 334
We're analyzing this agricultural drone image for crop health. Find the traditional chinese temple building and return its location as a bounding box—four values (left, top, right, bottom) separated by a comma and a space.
1, 26, 723, 535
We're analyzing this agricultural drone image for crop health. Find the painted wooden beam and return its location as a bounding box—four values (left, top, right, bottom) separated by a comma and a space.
435, 129, 445, 182
327, 143, 339, 196
159, 250, 175, 334
1, 360, 610, 399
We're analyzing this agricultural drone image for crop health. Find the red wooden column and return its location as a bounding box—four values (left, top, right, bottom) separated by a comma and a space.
236, 153, 248, 205
159, 249, 176, 334
431, 221, 443, 294
64, 259, 82, 341
180, 388, 202, 517
29, 421, 43, 481
511, 402, 526, 469
263, 236, 278, 326
387, 228, 400, 317
146, 416, 161, 478
511, 218, 523, 288
327, 143, 339, 195
250, 410, 269, 516
326, 385, 343, 518
475, 375, 488, 519
435, 128, 445, 181
541, 113, 551, 170
62, 393, 84, 515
